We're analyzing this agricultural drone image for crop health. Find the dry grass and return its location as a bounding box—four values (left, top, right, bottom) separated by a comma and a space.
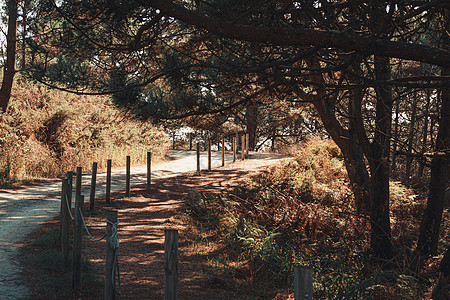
0, 80, 168, 186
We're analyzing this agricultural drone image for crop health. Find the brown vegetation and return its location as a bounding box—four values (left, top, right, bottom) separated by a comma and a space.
0, 80, 168, 186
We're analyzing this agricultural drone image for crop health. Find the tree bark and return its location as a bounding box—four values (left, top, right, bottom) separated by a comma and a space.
417, 68, 449, 256
0, 0, 18, 112
312, 99, 372, 217
368, 56, 394, 259
417, 12, 450, 257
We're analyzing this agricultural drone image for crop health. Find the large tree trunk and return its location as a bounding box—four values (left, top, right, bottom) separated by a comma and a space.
417, 70, 449, 256
0, 0, 18, 112
368, 56, 394, 259
416, 13, 450, 257
312, 99, 371, 216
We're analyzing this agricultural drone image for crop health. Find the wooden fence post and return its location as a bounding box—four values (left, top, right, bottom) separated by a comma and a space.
105, 210, 118, 300
245, 133, 249, 157
67, 172, 73, 208
221, 137, 225, 167
172, 132, 175, 150
241, 135, 245, 160
196, 143, 201, 175
106, 159, 112, 204
294, 266, 313, 300
164, 229, 178, 300
189, 132, 192, 151
208, 139, 211, 171
126, 155, 131, 197
72, 194, 85, 290
75, 167, 82, 202
90, 162, 97, 211
147, 151, 151, 192
233, 137, 236, 162
60, 178, 70, 263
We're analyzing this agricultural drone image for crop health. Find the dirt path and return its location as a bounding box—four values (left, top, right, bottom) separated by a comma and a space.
0, 150, 285, 299
72, 152, 287, 299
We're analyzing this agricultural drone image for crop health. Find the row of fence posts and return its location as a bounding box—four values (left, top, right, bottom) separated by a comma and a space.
59, 146, 312, 299
195, 133, 250, 176
60, 152, 153, 299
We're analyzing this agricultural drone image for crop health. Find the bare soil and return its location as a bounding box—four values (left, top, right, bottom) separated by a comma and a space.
20, 154, 287, 299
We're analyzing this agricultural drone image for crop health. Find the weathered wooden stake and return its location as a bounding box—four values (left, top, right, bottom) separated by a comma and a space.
75, 167, 82, 202
147, 151, 152, 192
189, 132, 192, 151
67, 171, 73, 209
196, 143, 201, 175
106, 159, 112, 204
126, 155, 131, 197
105, 210, 118, 300
241, 135, 245, 160
294, 266, 313, 300
172, 132, 176, 150
89, 162, 97, 211
233, 137, 236, 162
245, 133, 249, 157
164, 229, 178, 300
60, 178, 70, 263
72, 195, 85, 290
221, 137, 225, 167
208, 139, 211, 171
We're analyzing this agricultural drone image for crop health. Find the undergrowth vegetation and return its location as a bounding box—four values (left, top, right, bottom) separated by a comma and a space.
0, 80, 168, 186
185, 139, 448, 299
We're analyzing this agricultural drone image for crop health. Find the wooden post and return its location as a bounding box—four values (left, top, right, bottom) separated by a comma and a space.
67, 172, 73, 209
208, 139, 211, 171
72, 195, 85, 290
189, 132, 192, 151
89, 162, 97, 211
221, 137, 225, 167
126, 155, 131, 197
105, 210, 118, 300
164, 229, 178, 300
106, 159, 112, 204
75, 167, 82, 202
236, 132, 239, 152
233, 137, 236, 162
60, 178, 70, 263
294, 266, 313, 300
245, 133, 249, 157
241, 135, 245, 160
147, 151, 151, 192
196, 143, 201, 175
172, 132, 175, 150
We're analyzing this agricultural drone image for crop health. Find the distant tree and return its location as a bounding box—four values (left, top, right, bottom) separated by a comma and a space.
0, 0, 18, 112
